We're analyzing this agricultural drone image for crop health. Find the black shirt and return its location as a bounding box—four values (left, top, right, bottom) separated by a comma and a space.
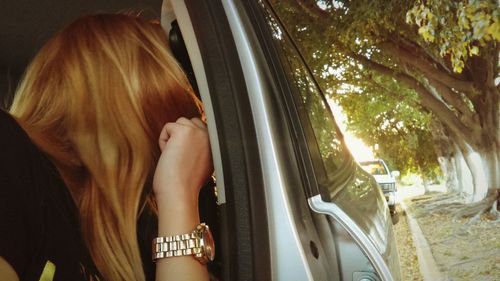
0, 110, 156, 281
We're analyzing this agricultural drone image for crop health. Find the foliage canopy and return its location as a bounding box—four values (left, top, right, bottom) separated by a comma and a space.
269, 0, 499, 180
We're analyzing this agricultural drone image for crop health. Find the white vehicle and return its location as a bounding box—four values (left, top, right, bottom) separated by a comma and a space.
360, 160, 400, 215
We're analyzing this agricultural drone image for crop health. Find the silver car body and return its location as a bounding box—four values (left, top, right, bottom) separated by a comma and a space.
165, 1, 401, 280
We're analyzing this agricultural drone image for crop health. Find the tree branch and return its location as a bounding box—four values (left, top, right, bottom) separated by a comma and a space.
431, 81, 473, 114
380, 41, 476, 94
350, 51, 482, 149
295, 0, 331, 20
388, 34, 457, 77
368, 73, 479, 139
422, 78, 479, 128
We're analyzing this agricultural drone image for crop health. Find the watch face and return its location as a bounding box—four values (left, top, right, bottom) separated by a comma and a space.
201, 225, 215, 262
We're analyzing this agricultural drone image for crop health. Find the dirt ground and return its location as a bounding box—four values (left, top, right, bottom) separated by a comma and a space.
393, 207, 423, 281
404, 192, 500, 281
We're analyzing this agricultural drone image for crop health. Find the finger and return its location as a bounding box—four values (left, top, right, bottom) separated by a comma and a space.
158, 122, 175, 151
176, 117, 196, 127
190, 117, 206, 129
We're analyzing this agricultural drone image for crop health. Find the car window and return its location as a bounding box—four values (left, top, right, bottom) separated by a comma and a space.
259, 1, 351, 189
360, 161, 388, 175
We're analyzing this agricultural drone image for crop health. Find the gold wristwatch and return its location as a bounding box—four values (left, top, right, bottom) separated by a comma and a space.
152, 223, 215, 264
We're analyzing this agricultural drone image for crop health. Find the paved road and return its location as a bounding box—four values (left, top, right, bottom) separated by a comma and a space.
396, 183, 446, 203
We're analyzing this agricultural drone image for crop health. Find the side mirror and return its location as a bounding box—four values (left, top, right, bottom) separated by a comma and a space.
391, 170, 400, 178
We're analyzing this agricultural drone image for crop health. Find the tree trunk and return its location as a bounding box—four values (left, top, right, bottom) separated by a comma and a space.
458, 143, 492, 203
479, 145, 500, 206
453, 144, 473, 197
459, 51, 499, 204
430, 119, 460, 192
422, 176, 430, 194
437, 155, 459, 192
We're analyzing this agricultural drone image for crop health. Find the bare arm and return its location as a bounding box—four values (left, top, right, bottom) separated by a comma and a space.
153, 117, 212, 281
154, 196, 208, 280
0, 257, 19, 281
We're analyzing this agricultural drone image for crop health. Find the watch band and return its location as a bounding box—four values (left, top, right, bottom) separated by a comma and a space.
152, 231, 203, 261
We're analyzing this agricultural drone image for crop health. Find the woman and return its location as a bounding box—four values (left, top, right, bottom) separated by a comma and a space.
0, 14, 212, 281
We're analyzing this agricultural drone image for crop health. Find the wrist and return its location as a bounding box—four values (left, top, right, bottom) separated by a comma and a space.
155, 195, 200, 237
155, 183, 198, 203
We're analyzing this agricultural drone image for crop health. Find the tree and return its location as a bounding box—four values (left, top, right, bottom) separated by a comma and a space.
269, 0, 499, 209
335, 72, 441, 180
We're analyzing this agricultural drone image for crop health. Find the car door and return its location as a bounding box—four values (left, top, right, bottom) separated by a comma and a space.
166, 1, 400, 280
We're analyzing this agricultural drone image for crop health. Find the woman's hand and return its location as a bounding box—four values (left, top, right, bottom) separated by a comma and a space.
153, 117, 213, 207
153, 117, 212, 281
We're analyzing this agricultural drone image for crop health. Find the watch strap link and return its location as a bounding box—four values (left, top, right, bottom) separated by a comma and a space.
153, 231, 203, 261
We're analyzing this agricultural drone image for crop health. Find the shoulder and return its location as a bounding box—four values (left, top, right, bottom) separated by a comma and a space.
0, 110, 39, 186
0, 110, 35, 159
0, 109, 26, 138
0, 109, 43, 205
0, 110, 42, 279
0, 110, 65, 280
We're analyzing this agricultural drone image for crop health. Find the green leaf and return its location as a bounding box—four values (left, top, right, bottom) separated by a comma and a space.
418, 26, 435, 42
470, 46, 479, 55
486, 20, 500, 40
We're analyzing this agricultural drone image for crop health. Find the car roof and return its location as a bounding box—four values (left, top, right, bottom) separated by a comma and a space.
0, 0, 161, 102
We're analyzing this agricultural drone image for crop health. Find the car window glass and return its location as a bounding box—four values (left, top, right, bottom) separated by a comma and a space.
259, 1, 349, 182
360, 161, 388, 175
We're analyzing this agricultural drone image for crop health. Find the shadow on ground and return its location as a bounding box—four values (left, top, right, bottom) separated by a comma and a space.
397, 185, 500, 281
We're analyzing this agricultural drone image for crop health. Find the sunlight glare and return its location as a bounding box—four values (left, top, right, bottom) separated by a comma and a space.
328, 99, 375, 162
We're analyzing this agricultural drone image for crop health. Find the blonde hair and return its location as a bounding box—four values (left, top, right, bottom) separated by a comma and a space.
10, 14, 201, 281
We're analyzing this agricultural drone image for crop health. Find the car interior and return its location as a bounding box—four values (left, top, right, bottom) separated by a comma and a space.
0, 0, 226, 279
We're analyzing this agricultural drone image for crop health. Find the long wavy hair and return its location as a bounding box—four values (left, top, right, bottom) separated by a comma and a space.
10, 14, 202, 281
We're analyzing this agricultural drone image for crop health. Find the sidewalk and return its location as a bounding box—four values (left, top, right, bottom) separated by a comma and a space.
401, 200, 444, 281
398, 185, 500, 281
